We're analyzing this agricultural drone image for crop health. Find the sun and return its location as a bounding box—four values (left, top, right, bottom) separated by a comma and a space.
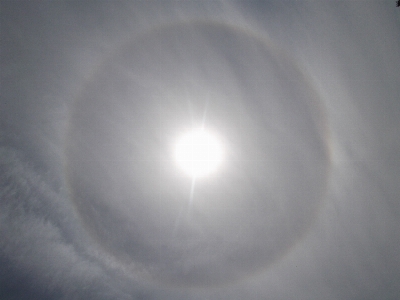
175, 128, 223, 178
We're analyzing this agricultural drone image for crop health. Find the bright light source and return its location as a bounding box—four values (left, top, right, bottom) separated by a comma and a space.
175, 128, 223, 178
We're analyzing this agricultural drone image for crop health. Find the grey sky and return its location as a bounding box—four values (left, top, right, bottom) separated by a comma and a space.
1, 1, 399, 299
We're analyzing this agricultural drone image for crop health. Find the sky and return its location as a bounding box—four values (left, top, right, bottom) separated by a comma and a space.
1, 1, 400, 299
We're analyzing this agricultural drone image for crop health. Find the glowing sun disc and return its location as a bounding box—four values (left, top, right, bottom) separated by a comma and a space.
175, 128, 223, 178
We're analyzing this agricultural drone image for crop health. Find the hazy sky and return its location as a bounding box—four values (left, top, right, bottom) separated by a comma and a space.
1, 1, 400, 299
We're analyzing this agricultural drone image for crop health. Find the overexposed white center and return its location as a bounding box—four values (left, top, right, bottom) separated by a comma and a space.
175, 128, 223, 178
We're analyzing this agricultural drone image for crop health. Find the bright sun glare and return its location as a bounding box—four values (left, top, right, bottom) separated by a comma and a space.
175, 128, 223, 178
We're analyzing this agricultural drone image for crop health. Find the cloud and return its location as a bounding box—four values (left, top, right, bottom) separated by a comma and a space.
1, 1, 399, 299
